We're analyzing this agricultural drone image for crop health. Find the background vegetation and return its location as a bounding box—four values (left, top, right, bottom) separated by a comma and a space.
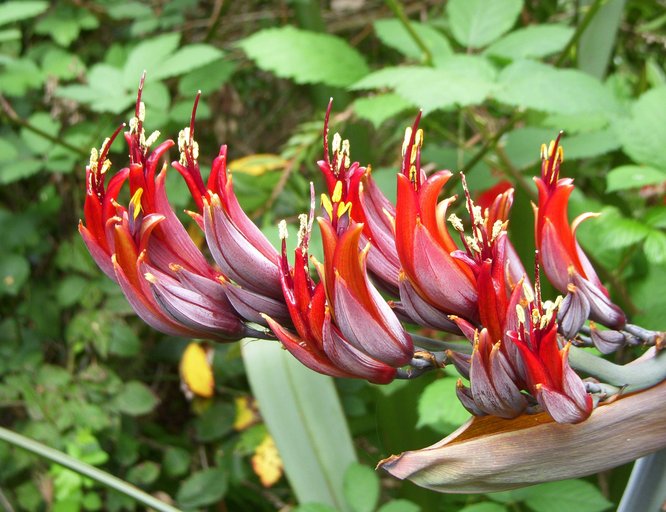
0, 0, 664, 510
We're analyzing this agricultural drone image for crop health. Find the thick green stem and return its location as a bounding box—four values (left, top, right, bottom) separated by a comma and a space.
569, 346, 666, 393
0, 427, 181, 512
384, 0, 433, 66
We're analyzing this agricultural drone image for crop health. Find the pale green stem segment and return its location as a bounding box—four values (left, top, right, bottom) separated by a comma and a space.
569, 346, 666, 393
384, 0, 433, 66
0, 426, 182, 512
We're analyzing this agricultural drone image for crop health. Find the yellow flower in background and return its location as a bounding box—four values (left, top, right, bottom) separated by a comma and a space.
252, 435, 283, 487
179, 342, 214, 399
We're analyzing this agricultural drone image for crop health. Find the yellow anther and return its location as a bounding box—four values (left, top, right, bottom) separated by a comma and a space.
515, 305, 526, 325
465, 235, 481, 254
540, 143, 548, 160
409, 164, 417, 184
402, 127, 412, 156
278, 219, 288, 241
144, 272, 156, 284
557, 145, 564, 163
297, 213, 309, 247
332, 181, 343, 203
410, 143, 418, 165
522, 281, 534, 303
337, 201, 352, 218
138, 101, 146, 123
448, 213, 464, 232
321, 193, 333, 219
341, 139, 350, 156
88, 147, 99, 170
531, 308, 540, 326
332, 133, 341, 155
548, 140, 555, 158
130, 188, 144, 221
100, 159, 111, 175
415, 128, 424, 148
144, 130, 160, 148
491, 219, 504, 242
100, 137, 111, 156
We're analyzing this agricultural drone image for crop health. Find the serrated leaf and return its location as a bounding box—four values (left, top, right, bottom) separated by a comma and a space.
644, 206, 666, 229
485, 24, 574, 60
238, 26, 369, 87
0, 159, 43, 183
644, 230, 666, 265
343, 463, 380, 512
114, 381, 159, 416
615, 86, 666, 169
20, 112, 60, 154
152, 44, 224, 80
558, 128, 620, 160
606, 165, 666, 192
495, 60, 619, 115
41, 48, 86, 80
0, 254, 30, 296
0, 29, 20, 42
0, 58, 44, 96
194, 403, 234, 442
122, 32, 181, 87
417, 376, 471, 433
0, 1, 47, 26
178, 59, 235, 95
353, 56, 496, 114
596, 209, 650, 250
126, 461, 160, 486
447, 0, 523, 48
373, 19, 452, 64
163, 447, 190, 478
519, 479, 612, 512
177, 468, 228, 509
354, 93, 414, 128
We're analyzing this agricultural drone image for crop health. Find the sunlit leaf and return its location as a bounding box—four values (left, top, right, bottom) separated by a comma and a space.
606, 165, 666, 192
447, 0, 523, 48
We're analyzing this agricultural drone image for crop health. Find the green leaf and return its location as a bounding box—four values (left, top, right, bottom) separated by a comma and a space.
615, 86, 666, 169
152, 44, 224, 80
644, 230, 666, 265
373, 19, 452, 64
109, 321, 141, 357
0, 253, 30, 296
459, 503, 508, 512
163, 447, 190, 478
606, 165, 666, 192
294, 505, 338, 512
194, 402, 235, 442
0, 28, 20, 42
644, 206, 666, 229
352, 56, 496, 114
126, 461, 160, 486
21, 112, 60, 154
243, 340, 357, 511
114, 381, 159, 416
41, 48, 86, 80
446, 0, 523, 49
518, 479, 613, 512
485, 24, 574, 60
0, 1, 48, 26
238, 26, 369, 87
377, 500, 421, 512
178, 59, 235, 95
122, 32, 181, 87
0, 58, 44, 96
495, 60, 619, 115
558, 128, 620, 160
595, 209, 650, 250
56, 275, 88, 307
629, 259, 666, 330
578, 0, 625, 79
353, 93, 413, 128
176, 468, 228, 509
343, 463, 380, 512
417, 376, 471, 433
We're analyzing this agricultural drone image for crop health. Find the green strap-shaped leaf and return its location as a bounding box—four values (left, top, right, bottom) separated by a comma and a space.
242, 339, 356, 511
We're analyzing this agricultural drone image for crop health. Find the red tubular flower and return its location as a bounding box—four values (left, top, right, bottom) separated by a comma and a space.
79, 83, 262, 341
534, 135, 626, 336
394, 118, 478, 328
508, 289, 593, 424
264, 183, 414, 384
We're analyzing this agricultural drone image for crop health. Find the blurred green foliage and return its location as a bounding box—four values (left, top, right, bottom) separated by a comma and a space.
0, 0, 664, 510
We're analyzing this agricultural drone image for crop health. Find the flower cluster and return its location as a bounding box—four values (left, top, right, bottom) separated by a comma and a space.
81, 87, 660, 433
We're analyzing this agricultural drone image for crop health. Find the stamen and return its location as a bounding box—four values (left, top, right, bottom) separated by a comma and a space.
278, 219, 288, 240
332, 181, 343, 203
523, 281, 534, 303
129, 188, 144, 221
491, 219, 504, 242
448, 213, 464, 232
138, 101, 146, 123
332, 133, 341, 155
337, 201, 352, 218
415, 128, 424, 148
402, 127, 412, 157
321, 194, 333, 219
297, 213, 309, 247
515, 305, 526, 325
144, 130, 160, 148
